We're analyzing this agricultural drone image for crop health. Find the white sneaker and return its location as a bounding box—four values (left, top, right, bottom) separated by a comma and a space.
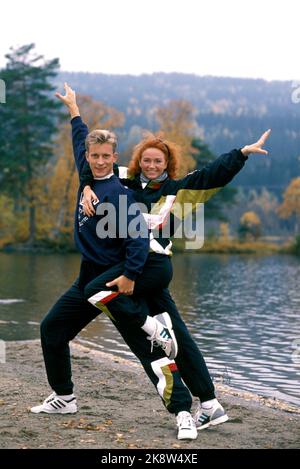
194, 401, 228, 430
147, 312, 178, 360
30, 392, 77, 414
176, 411, 198, 440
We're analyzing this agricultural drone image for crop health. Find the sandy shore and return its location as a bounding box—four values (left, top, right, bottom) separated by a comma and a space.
0, 340, 299, 449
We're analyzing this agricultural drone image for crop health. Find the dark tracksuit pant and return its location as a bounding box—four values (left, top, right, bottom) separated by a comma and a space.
40, 259, 192, 415
83, 254, 216, 403
84, 253, 173, 327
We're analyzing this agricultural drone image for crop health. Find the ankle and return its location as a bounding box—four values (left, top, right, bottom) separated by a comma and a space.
56, 393, 75, 401
201, 398, 218, 410
141, 316, 157, 336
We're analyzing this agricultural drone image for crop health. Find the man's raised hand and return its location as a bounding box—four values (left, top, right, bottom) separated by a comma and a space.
55, 82, 80, 118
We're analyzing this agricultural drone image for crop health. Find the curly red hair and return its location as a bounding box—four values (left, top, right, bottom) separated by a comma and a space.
128, 134, 180, 179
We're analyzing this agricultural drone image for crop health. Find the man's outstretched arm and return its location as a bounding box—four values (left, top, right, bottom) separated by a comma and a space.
55, 82, 88, 174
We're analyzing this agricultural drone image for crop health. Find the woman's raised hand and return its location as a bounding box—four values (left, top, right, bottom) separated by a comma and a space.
241, 129, 271, 157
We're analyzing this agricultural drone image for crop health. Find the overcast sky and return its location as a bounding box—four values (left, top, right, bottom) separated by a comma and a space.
0, 0, 298, 81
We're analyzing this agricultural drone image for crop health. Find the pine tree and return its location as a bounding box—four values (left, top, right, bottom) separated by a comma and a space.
0, 43, 62, 245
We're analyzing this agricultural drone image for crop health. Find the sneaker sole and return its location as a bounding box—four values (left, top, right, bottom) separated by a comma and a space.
158, 312, 178, 360
177, 431, 198, 440
30, 404, 78, 414
197, 414, 229, 430
30, 406, 77, 414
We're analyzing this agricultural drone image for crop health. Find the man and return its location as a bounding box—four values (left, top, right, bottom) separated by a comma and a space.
31, 84, 197, 440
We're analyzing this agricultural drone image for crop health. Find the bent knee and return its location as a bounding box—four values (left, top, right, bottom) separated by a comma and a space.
84, 284, 114, 306
40, 316, 70, 349
40, 316, 51, 337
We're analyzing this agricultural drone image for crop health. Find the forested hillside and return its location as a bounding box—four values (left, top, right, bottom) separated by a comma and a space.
1, 44, 299, 248
58, 72, 300, 194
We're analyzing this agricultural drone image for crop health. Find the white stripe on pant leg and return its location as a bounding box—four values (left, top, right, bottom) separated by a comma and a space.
87, 290, 118, 321
87, 290, 116, 306
151, 357, 175, 408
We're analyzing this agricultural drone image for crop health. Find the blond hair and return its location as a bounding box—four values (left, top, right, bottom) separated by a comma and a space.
85, 129, 117, 153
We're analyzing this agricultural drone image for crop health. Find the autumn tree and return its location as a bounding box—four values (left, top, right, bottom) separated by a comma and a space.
219, 222, 230, 242
156, 100, 197, 177
239, 211, 262, 240
277, 177, 300, 234
0, 195, 15, 247
0, 43, 62, 245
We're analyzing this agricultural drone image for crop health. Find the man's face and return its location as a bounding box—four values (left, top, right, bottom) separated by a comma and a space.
86, 143, 117, 178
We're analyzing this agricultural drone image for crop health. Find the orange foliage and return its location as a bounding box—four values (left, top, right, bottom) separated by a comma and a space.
240, 211, 261, 227
78, 95, 124, 131
277, 177, 300, 219
156, 100, 196, 177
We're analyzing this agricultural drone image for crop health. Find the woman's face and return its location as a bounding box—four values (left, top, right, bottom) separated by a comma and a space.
139, 147, 168, 180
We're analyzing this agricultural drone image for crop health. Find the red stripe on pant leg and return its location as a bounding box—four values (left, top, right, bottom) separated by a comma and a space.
101, 292, 119, 304
168, 363, 178, 372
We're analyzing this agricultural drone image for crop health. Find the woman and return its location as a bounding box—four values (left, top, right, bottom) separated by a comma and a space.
62, 83, 270, 432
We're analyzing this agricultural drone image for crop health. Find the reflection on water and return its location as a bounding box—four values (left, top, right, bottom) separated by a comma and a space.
0, 252, 299, 406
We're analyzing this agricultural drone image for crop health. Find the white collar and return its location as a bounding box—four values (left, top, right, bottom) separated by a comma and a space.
94, 172, 114, 181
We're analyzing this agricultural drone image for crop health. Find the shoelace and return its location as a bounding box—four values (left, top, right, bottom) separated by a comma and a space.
45, 393, 56, 404
177, 413, 194, 430
149, 328, 171, 353
150, 338, 169, 353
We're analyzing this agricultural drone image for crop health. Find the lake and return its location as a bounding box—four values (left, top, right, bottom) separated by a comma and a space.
0, 252, 299, 407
